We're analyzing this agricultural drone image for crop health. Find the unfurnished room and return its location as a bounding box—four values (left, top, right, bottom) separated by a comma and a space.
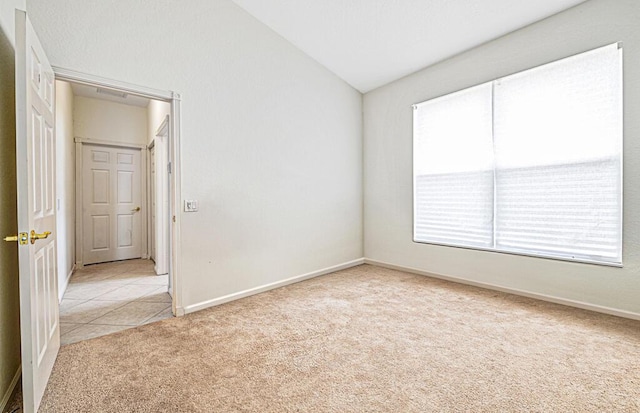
0, 1, 639, 412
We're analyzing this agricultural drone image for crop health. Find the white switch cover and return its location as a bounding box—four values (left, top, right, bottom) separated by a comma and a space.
184, 200, 199, 212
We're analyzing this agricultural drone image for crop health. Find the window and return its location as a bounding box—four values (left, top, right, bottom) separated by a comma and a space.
413, 43, 623, 265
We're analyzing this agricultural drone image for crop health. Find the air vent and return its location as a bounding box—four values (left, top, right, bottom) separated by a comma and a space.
96, 88, 128, 99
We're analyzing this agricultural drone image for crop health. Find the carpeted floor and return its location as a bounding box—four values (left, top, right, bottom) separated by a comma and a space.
39, 264, 640, 412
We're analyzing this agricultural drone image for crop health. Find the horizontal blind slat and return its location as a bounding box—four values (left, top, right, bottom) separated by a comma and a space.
414, 172, 493, 248
495, 159, 621, 262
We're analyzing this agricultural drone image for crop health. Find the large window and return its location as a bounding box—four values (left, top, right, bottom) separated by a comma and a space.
413, 43, 623, 265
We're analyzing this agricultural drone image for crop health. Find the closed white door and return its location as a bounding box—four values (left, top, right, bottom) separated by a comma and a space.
12, 10, 59, 413
82, 144, 142, 265
149, 145, 156, 261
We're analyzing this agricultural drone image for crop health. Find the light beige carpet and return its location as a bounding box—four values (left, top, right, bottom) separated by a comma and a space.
39, 264, 640, 412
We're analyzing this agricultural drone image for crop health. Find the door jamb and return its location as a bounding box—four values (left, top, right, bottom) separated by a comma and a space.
54, 67, 184, 316
150, 115, 170, 278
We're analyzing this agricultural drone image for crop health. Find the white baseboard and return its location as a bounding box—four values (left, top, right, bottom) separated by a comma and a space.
183, 258, 365, 315
58, 264, 76, 302
364, 258, 640, 321
0, 366, 21, 413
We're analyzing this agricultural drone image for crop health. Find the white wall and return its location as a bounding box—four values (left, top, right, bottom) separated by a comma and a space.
364, 0, 640, 316
0, 0, 26, 408
25, 0, 363, 312
55, 80, 75, 300
74, 96, 148, 145
147, 99, 169, 145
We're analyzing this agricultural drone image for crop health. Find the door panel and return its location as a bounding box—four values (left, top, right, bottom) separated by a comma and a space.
117, 171, 133, 203
92, 216, 109, 249
15, 10, 59, 413
117, 214, 134, 247
82, 144, 142, 265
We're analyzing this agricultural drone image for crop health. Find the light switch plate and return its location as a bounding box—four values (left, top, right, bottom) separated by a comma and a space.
184, 200, 198, 212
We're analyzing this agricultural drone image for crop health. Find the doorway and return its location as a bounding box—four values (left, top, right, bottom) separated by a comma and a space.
52, 69, 182, 345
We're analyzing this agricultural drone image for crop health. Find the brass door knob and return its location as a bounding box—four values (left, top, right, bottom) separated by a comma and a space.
30, 230, 51, 244
132, 206, 141, 212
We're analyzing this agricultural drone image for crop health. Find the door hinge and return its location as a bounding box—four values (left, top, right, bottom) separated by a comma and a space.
167, 162, 172, 174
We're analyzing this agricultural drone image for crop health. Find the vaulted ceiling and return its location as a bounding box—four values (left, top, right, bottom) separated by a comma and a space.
231, 0, 588, 92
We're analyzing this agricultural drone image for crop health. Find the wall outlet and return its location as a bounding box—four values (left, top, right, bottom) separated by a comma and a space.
184, 200, 199, 212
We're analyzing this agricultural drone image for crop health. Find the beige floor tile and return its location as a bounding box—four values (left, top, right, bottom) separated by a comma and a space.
128, 273, 169, 286
142, 307, 174, 325
93, 284, 159, 301
69, 271, 117, 283
60, 300, 127, 324
60, 322, 83, 335
59, 298, 88, 312
106, 274, 153, 284
90, 302, 170, 326
57, 259, 168, 346
137, 286, 172, 303
61, 324, 131, 346
63, 283, 123, 300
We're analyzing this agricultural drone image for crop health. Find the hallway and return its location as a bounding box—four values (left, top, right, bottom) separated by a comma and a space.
59, 259, 172, 345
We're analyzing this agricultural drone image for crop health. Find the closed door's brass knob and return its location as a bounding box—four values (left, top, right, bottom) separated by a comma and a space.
132, 206, 141, 212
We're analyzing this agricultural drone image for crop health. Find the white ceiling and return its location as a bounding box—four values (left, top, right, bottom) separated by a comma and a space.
231, 0, 588, 93
70, 82, 151, 107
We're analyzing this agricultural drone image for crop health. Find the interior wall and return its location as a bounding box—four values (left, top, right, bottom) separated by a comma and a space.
24, 0, 363, 312
0, 0, 26, 407
74, 96, 148, 145
55, 80, 75, 300
147, 99, 169, 145
363, 0, 640, 316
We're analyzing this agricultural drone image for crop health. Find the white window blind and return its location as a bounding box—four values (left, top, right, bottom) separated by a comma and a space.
413, 84, 494, 248
413, 43, 623, 265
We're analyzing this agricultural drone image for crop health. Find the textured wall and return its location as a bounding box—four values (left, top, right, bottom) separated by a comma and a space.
25, 0, 363, 311
147, 99, 169, 145
55, 81, 75, 300
0, 0, 25, 407
364, 0, 640, 316
74, 96, 148, 146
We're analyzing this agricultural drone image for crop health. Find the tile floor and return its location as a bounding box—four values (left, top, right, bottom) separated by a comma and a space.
60, 259, 172, 346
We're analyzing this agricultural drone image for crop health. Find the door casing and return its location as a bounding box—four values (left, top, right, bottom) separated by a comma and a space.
54, 67, 184, 317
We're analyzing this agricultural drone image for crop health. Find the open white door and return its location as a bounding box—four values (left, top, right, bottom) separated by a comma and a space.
14, 9, 60, 413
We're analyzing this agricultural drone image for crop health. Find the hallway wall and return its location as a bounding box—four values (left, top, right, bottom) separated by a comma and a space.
55, 80, 75, 300
74, 96, 148, 146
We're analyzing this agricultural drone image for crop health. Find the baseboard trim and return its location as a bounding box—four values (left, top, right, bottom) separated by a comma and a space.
184, 258, 365, 315
364, 258, 640, 321
0, 366, 21, 413
58, 264, 76, 302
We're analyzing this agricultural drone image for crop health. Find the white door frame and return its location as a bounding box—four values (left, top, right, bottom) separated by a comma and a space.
149, 115, 170, 278
148, 140, 156, 263
75, 138, 148, 266
54, 67, 184, 316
